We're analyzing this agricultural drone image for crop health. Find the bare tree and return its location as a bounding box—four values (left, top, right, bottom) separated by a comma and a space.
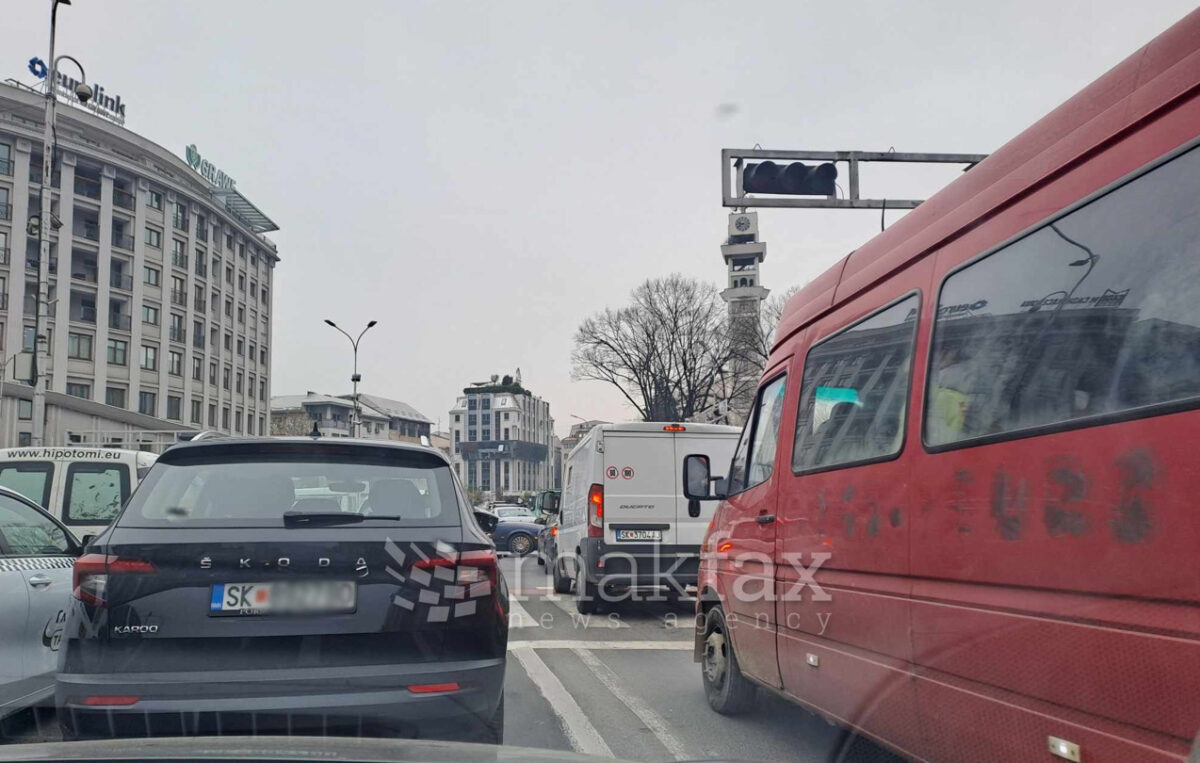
572, 275, 734, 422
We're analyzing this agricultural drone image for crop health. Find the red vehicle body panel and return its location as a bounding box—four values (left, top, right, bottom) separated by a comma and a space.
699, 9, 1200, 762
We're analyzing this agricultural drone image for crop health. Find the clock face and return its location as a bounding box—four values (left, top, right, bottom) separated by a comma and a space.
734, 216, 751, 232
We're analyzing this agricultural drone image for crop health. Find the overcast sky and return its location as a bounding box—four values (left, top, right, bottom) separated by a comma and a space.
4, 1, 1195, 435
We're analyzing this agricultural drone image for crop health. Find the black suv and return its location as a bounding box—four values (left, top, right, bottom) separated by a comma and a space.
56, 438, 507, 742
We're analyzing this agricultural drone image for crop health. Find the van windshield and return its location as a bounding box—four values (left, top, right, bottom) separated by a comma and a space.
0, 462, 53, 508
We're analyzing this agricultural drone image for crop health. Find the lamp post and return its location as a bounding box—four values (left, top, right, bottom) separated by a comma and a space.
324, 319, 376, 438
32, 0, 93, 446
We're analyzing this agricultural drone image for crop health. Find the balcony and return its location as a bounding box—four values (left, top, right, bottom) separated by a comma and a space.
109, 313, 132, 331
0, 204, 10, 221
28, 164, 61, 187
74, 175, 102, 200
0, 158, 12, 176
23, 295, 36, 316
170, 289, 187, 307
0, 248, 8, 266
113, 187, 135, 211
71, 264, 99, 284
110, 272, 133, 290
194, 296, 207, 314
193, 335, 205, 350
111, 231, 134, 250
71, 305, 97, 324
26, 256, 58, 275
313, 418, 351, 435
194, 262, 207, 278
172, 214, 188, 232
73, 222, 100, 242
171, 252, 189, 270
196, 226, 208, 243
169, 326, 186, 343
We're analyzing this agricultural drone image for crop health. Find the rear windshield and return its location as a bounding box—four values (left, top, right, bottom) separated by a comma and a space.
119, 452, 462, 528
0, 462, 54, 508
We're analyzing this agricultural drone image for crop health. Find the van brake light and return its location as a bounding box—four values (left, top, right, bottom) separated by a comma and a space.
663, 424, 686, 432
587, 483, 604, 538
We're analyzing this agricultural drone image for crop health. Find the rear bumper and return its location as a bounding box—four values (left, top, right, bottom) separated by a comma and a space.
56, 657, 504, 738
578, 540, 700, 589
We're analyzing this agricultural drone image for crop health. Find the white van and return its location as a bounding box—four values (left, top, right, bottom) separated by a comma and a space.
555, 422, 739, 612
0, 448, 158, 538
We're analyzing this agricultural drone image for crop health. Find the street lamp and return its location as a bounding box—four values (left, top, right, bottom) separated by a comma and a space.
32, 0, 92, 446
324, 319, 377, 438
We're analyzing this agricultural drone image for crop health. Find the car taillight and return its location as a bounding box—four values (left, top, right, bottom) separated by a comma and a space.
72, 553, 156, 608
551, 526, 558, 537
456, 549, 497, 585
588, 483, 603, 538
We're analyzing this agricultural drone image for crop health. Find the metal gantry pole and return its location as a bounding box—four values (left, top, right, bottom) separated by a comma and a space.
32, 0, 60, 446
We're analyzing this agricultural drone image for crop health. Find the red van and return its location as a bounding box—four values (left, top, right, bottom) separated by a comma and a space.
685, 9, 1200, 763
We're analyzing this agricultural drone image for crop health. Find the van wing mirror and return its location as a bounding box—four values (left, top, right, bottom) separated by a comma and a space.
544, 493, 560, 513
684, 454, 726, 500
79, 533, 97, 551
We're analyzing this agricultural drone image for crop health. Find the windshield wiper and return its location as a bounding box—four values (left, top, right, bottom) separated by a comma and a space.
282, 511, 405, 527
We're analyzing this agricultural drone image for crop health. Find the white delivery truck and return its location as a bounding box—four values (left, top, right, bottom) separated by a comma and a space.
556, 422, 739, 613
0, 447, 158, 539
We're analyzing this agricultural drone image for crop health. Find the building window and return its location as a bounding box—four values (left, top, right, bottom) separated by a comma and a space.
454, 430, 460, 443
17, 399, 32, 420
143, 265, 160, 287
261, 286, 269, 304
106, 338, 127, 365
259, 415, 265, 436
192, 355, 203, 381
238, 273, 245, 292
503, 427, 509, 440
144, 227, 162, 248
222, 407, 230, 429
235, 409, 243, 433
141, 304, 159, 326
208, 403, 216, 427
236, 372, 243, 394
105, 386, 126, 408
259, 379, 266, 401
223, 366, 231, 390
482, 430, 490, 441
209, 362, 217, 385
210, 326, 218, 348
168, 350, 182, 376
138, 391, 157, 416
67, 332, 93, 360
17, 432, 31, 446
223, 332, 231, 351
250, 279, 257, 299
236, 338, 244, 356
454, 414, 460, 423
147, 189, 163, 210
237, 305, 245, 324
66, 382, 89, 399
224, 299, 232, 317
140, 344, 158, 371
468, 429, 476, 442
260, 347, 267, 365
225, 265, 233, 284
166, 395, 182, 421
225, 233, 233, 250
190, 399, 202, 424
504, 412, 509, 421
468, 414, 476, 426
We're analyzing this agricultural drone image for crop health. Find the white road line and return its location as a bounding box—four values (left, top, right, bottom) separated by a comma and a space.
573, 647, 692, 761
546, 596, 630, 628
509, 639, 691, 650
508, 597, 540, 628
511, 646, 614, 758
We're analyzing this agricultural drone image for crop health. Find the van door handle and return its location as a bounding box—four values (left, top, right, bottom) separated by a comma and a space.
28, 574, 53, 588
755, 514, 776, 525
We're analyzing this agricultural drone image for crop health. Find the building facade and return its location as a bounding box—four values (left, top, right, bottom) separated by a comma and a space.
0, 81, 278, 448
449, 373, 556, 499
271, 391, 431, 442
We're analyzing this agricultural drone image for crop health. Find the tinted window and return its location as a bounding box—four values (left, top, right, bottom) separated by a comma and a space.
64, 463, 130, 524
0, 494, 70, 556
926, 146, 1200, 447
747, 375, 787, 488
0, 462, 54, 507
121, 452, 462, 528
793, 295, 918, 471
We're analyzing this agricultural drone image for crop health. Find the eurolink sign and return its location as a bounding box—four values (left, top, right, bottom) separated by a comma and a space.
27, 57, 126, 126
185, 144, 236, 190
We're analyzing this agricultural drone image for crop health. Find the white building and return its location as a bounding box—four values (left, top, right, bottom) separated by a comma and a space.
0, 81, 278, 449
449, 373, 556, 499
271, 391, 431, 443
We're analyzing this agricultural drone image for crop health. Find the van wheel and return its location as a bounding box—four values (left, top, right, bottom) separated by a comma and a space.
575, 569, 601, 615
701, 605, 757, 714
552, 558, 572, 594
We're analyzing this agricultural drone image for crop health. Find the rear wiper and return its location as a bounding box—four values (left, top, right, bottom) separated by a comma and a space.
282, 511, 405, 527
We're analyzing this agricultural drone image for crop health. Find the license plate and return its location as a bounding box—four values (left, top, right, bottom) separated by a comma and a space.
209, 581, 357, 616
615, 529, 662, 541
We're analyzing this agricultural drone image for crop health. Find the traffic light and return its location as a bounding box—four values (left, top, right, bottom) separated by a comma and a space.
743, 161, 837, 196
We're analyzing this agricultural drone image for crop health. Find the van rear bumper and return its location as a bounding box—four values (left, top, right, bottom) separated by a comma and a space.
579, 539, 700, 590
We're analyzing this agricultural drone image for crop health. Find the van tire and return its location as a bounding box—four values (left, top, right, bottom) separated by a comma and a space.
575, 570, 602, 615
701, 605, 757, 714
552, 558, 572, 594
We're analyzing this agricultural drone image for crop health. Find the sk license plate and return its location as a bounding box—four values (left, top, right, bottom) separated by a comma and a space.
615, 529, 662, 541
209, 581, 357, 616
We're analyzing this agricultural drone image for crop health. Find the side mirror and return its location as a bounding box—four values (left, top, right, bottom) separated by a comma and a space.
544, 494, 560, 513
683, 454, 727, 501
79, 534, 97, 550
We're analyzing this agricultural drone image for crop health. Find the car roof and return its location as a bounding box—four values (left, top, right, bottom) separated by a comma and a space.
159, 436, 452, 466
592, 422, 741, 436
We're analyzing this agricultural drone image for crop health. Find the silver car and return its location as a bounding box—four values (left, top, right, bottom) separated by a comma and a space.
0, 486, 80, 722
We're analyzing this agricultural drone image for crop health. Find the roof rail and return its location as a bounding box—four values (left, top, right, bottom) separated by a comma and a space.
177, 430, 230, 442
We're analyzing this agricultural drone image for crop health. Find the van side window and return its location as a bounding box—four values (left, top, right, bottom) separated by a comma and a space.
725, 424, 751, 495
926, 145, 1200, 447
64, 463, 131, 525
0, 462, 54, 508
747, 375, 788, 488
793, 295, 919, 472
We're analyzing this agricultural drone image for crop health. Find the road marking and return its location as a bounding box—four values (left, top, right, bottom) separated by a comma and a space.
574, 647, 691, 761
508, 597, 539, 628
546, 596, 630, 628
509, 639, 691, 650
512, 646, 613, 758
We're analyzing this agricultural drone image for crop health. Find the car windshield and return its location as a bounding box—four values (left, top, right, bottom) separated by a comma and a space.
120, 455, 461, 528
3, 3, 1199, 762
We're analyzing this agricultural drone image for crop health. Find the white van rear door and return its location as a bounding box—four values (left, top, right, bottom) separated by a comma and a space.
603, 432, 677, 545
673, 431, 739, 547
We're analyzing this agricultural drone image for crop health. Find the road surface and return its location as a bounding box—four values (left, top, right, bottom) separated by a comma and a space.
1, 555, 901, 762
